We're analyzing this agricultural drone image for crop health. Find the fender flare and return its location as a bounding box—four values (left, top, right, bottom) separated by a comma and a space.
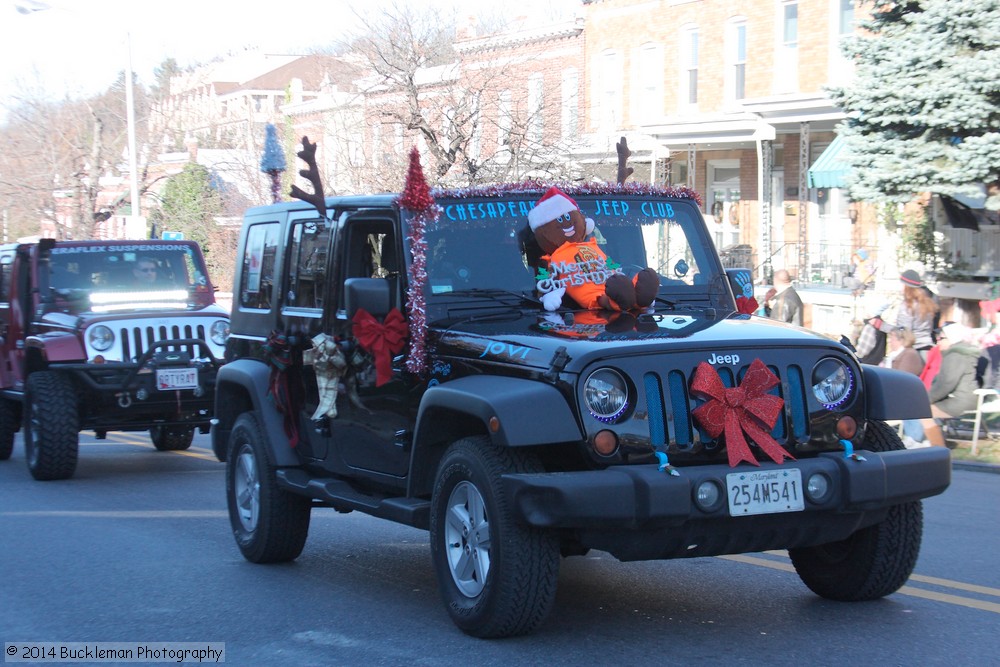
862, 365, 932, 421
25, 332, 86, 363
214, 359, 300, 466
408, 375, 582, 496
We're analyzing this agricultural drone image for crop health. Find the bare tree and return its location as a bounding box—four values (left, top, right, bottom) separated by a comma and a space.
344, 2, 586, 189
0, 69, 153, 240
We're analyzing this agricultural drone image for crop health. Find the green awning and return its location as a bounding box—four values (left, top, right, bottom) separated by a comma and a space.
807, 135, 849, 189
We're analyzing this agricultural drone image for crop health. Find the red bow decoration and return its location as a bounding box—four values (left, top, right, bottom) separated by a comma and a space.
262, 331, 300, 448
352, 307, 409, 387
691, 358, 793, 467
735, 295, 758, 315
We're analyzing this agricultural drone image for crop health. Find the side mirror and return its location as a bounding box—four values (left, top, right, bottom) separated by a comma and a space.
344, 277, 391, 320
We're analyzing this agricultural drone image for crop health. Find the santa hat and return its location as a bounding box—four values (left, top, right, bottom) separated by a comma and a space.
528, 187, 579, 231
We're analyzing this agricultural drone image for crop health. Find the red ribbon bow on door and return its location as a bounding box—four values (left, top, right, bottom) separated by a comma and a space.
691, 358, 793, 467
352, 307, 409, 387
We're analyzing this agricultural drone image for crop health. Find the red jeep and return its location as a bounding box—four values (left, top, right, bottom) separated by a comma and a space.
0, 239, 230, 480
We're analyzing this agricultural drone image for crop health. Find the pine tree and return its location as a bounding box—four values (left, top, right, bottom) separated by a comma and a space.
830, 0, 1000, 206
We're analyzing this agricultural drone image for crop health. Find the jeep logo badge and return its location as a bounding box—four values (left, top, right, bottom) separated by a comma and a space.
708, 352, 740, 365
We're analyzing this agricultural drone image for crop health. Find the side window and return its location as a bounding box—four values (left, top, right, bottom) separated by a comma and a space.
340, 219, 400, 316
344, 222, 397, 280
0, 255, 10, 303
285, 219, 330, 309
238, 222, 280, 310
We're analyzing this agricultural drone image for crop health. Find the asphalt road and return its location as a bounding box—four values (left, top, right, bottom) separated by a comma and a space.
0, 432, 997, 666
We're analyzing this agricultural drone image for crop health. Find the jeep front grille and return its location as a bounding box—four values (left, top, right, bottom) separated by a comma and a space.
119, 324, 208, 361
643, 364, 810, 452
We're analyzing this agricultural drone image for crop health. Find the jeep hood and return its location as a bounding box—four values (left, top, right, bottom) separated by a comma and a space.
432, 310, 848, 373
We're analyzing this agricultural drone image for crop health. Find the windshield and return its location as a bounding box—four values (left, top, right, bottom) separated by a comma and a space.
423, 193, 719, 298
47, 243, 211, 311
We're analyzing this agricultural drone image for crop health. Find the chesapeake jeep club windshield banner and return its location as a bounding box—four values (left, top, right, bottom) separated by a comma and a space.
436, 196, 680, 229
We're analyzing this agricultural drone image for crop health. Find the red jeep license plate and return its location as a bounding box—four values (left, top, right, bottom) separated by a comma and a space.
156, 368, 198, 390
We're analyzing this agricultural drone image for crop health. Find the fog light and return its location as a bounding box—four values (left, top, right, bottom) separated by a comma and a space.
694, 480, 723, 512
806, 473, 830, 502
135, 388, 149, 401
593, 430, 618, 456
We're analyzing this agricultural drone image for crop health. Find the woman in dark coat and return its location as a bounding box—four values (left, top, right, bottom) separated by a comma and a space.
920, 322, 982, 447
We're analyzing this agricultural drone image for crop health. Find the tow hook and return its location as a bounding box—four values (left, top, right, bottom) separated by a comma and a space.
117, 393, 132, 408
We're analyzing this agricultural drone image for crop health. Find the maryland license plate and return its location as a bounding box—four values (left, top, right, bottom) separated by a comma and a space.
727, 469, 804, 516
156, 368, 198, 390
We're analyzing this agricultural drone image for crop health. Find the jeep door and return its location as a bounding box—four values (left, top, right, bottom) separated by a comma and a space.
316, 210, 413, 480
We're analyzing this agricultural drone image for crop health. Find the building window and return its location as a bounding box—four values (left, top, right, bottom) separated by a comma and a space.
775, 1, 799, 93
394, 124, 404, 154
527, 73, 543, 143
634, 43, 663, 123
470, 97, 482, 160
679, 26, 699, 107
597, 50, 623, 130
728, 20, 748, 101
829, 0, 856, 84
561, 68, 579, 140
498, 90, 513, 149
838, 0, 855, 35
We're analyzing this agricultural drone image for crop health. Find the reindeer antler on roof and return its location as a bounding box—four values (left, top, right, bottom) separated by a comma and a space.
616, 136, 633, 185
289, 136, 326, 218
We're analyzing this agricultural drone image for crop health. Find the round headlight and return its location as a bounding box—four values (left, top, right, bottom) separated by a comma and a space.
209, 319, 230, 345
88, 325, 115, 352
584, 368, 629, 422
811, 358, 854, 408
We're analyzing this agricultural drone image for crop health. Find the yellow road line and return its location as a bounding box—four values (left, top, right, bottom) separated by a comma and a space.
719, 553, 1000, 613
78, 432, 217, 461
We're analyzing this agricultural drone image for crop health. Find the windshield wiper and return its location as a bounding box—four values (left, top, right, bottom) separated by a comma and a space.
440, 288, 541, 306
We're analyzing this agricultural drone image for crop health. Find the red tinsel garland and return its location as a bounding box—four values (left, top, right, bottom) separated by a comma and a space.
398, 147, 436, 378
432, 180, 703, 207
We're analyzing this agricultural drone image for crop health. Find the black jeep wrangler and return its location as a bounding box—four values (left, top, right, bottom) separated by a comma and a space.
0, 239, 230, 480
216, 162, 950, 637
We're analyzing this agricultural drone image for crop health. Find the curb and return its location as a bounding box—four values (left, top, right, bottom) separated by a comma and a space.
951, 460, 1000, 474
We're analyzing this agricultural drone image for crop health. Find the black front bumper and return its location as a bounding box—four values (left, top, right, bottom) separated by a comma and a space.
502, 447, 951, 560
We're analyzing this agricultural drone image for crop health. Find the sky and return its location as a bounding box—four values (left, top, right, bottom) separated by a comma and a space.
0, 0, 581, 119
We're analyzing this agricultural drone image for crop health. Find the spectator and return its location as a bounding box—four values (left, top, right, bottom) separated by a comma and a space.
920, 322, 981, 447
881, 270, 939, 360
854, 304, 889, 365
884, 327, 928, 448
844, 248, 876, 295
886, 327, 925, 376
763, 269, 804, 326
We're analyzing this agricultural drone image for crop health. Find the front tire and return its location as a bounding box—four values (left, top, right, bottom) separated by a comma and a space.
226, 412, 311, 563
789, 420, 923, 600
0, 397, 20, 460
430, 436, 560, 638
150, 426, 194, 451
23, 372, 79, 481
